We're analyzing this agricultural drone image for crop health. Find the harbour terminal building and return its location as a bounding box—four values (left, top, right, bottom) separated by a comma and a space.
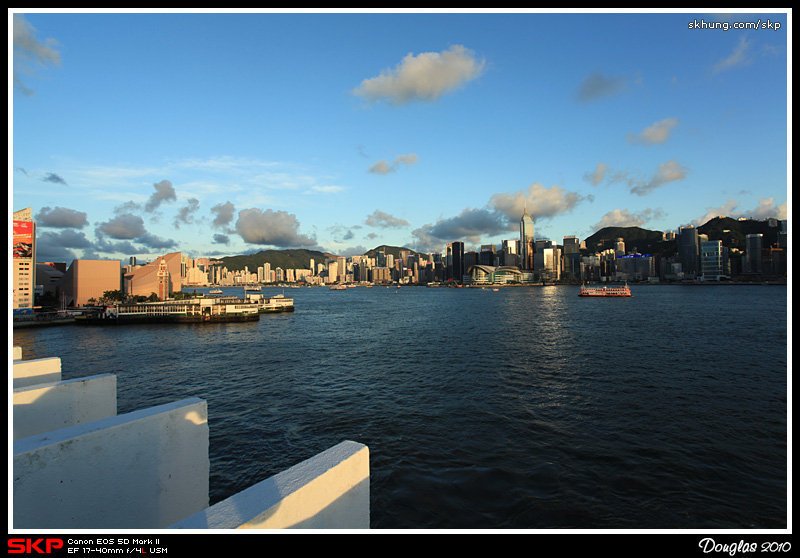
464, 265, 527, 285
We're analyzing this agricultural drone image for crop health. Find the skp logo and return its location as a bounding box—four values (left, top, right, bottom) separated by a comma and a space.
8, 539, 64, 554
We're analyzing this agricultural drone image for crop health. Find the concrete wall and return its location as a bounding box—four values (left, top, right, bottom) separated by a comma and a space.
13, 374, 117, 440
13, 398, 210, 529
11, 347, 370, 530
171, 440, 370, 529
12, 356, 62, 388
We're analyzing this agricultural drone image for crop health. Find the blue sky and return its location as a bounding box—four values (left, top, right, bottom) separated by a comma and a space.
11, 10, 790, 264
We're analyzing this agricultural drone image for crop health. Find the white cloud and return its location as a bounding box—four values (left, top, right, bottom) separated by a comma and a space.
713, 35, 753, 73
368, 153, 420, 174
490, 182, 591, 222
591, 208, 665, 231
629, 159, 689, 196
627, 118, 678, 145
365, 210, 409, 228
584, 162, 610, 185
235, 208, 317, 247
13, 14, 62, 95
352, 45, 485, 105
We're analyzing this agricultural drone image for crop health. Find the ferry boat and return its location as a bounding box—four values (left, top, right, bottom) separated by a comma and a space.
209, 288, 223, 294
245, 293, 295, 313
329, 285, 347, 290
578, 283, 632, 297
75, 296, 261, 325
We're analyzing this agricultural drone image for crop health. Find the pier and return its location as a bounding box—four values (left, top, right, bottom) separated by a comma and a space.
11, 346, 370, 530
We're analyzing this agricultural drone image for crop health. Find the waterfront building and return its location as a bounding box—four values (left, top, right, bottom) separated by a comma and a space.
700, 240, 727, 281
520, 206, 535, 270
746, 234, 764, 274
479, 245, 495, 266
614, 237, 626, 258
372, 266, 391, 283
465, 265, 523, 284
184, 265, 209, 286
36, 263, 66, 300
447, 241, 465, 283
615, 254, 656, 282
499, 239, 519, 267
563, 236, 581, 281
13, 208, 36, 314
534, 243, 561, 282
124, 252, 182, 299
678, 226, 700, 278
58, 259, 123, 306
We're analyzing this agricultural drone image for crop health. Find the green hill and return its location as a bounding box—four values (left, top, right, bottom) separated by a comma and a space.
583, 226, 672, 256
583, 218, 784, 257
364, 245, 420, 259
697, 217, 783, 251
219, 248, 332, 272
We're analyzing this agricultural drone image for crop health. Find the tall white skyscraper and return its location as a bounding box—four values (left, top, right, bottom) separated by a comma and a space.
520, 204, 534, 270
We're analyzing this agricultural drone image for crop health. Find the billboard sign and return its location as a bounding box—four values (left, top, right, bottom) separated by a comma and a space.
13, 220, 33, 259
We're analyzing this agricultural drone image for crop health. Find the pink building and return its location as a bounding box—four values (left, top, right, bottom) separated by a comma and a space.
57, 260, 122, 307
123, 252, 182, 300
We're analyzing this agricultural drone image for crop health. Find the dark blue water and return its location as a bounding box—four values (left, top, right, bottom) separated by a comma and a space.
13, 284, 788, 529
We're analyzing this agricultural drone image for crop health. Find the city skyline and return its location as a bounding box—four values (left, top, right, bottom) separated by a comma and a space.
11, 10, 790, 265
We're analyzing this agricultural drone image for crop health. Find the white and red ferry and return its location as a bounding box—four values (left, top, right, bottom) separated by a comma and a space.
578, 283, 632, 297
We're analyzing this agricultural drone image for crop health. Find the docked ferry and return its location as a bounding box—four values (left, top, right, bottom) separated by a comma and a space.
244, 293, 295, 313
75, 296, 261, 324
578, 283, 632, 297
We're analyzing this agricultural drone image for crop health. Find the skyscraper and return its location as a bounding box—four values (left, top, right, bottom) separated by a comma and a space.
520, 204, 534, 270
451, 241, 465, 283
678, 226, 700, 278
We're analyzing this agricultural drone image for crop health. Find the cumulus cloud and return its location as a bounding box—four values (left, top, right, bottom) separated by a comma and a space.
35, 206, 88, 228
368, 153, 420, 175
235, 208, 317, 247
627, 118, 678, 145
365, 210, 409, 228
490, 182, 591, 223
97, 213, 147, 240
13, 14, 62, 96
95, 213, 176, 252
411, 207, 517, 253
591, 208, 665, 231
210, 201, 236, 229
352, 45, 485, 105
575, 71, 627, 102
692, 196, 787, 226
411, 182, 592, 252
144, 180, 177, 212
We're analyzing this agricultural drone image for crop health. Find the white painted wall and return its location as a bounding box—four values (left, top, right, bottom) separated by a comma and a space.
13, 398, 210, 529
12, 357, 62, 388
11, 347, 370, 530
13, 374, 117, 440
171, 440, 370, 529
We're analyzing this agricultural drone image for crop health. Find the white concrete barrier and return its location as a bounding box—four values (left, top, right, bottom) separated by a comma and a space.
12, 357, 62, 388
13, 398, 210, 529
171, 440, 370, 529
13, 374, 117, 440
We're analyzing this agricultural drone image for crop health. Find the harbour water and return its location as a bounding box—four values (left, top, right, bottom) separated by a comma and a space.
12, 284, 788, 529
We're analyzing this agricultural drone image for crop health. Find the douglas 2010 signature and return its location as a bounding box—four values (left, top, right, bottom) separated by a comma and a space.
699, 539, 791, 555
